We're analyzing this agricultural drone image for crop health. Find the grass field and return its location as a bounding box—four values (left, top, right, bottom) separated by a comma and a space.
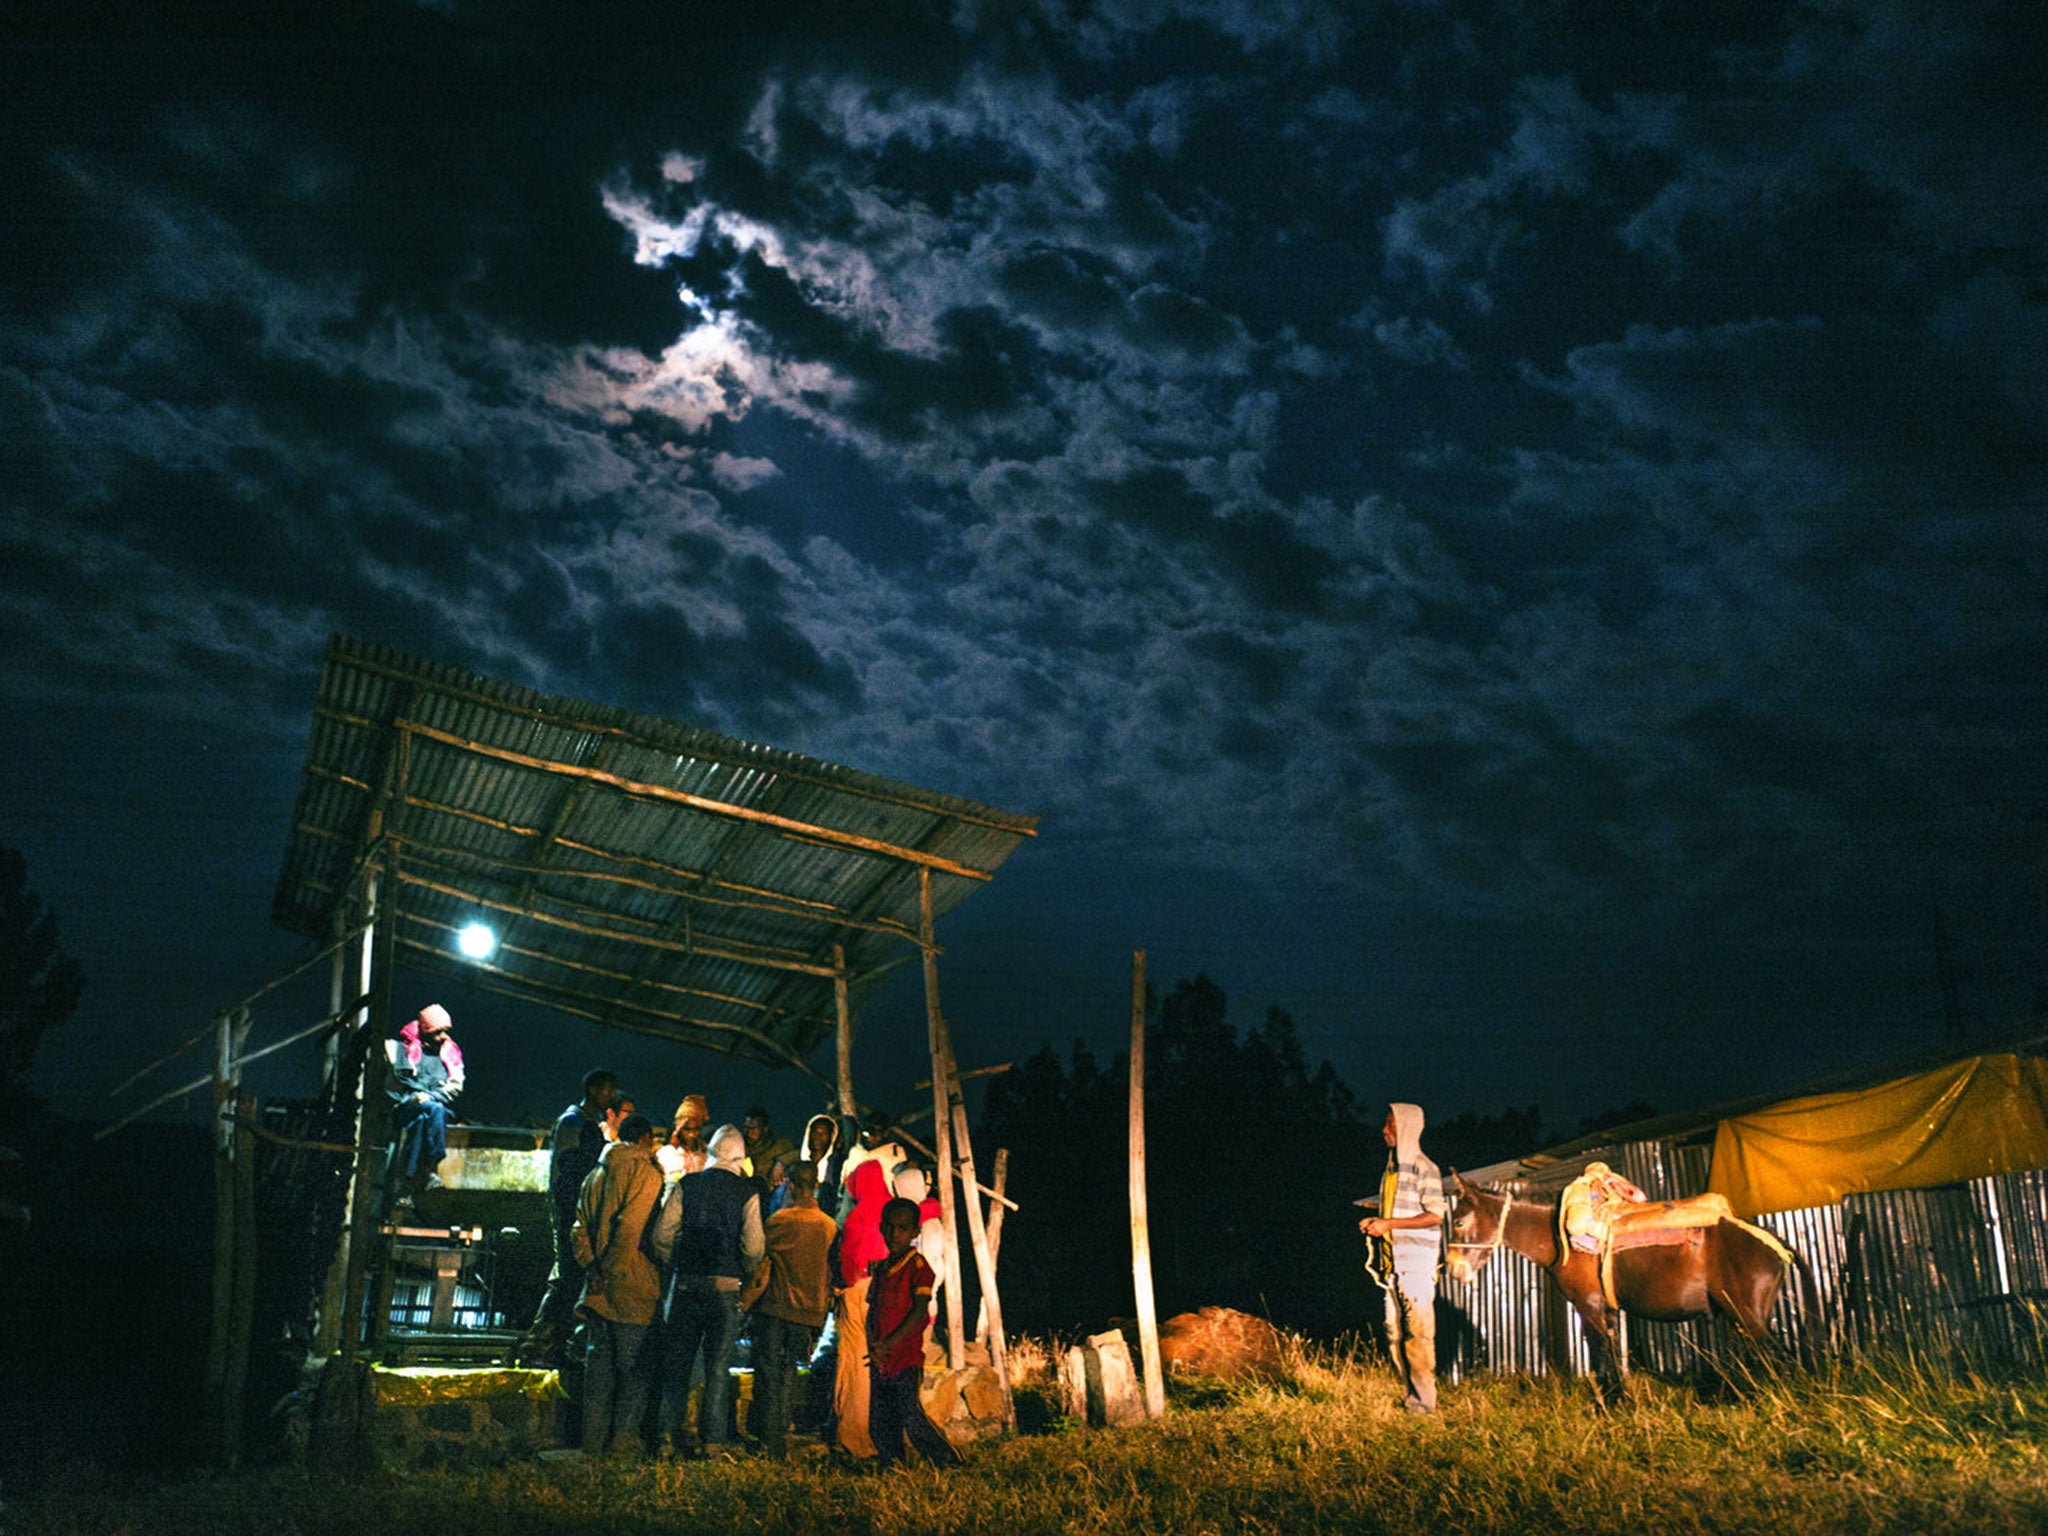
12, 1344, 2048, 1535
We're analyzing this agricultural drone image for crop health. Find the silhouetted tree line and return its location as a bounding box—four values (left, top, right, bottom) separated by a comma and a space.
976, 973, 1653, 1340
0, 843, 85, 1133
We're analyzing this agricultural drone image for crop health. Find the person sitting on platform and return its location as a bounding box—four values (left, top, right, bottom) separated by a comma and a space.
384, 1003, 462, 1204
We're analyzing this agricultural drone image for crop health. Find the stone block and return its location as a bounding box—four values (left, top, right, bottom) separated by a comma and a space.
1059, 1347, 1089, 1421
1086, 1331, 1147, 1426
922, 1371, 963, 1426
960, 1367, 1005, 1421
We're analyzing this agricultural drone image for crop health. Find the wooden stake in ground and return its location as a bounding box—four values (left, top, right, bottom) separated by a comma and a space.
1129, 948, 1166, 1418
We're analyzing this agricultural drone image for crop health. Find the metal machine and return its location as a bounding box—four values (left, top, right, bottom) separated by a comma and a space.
371, 1123, 552, 1365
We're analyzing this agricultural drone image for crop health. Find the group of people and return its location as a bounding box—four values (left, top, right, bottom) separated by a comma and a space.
387, 1004, 1463, 1443
490, 1046, 954, 1464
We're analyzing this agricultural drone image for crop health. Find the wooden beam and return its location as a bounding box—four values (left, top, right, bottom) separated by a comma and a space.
314, 666, 1038, 839
398, 917, 793, 1015
403, 948, 839, 1086
299, 783, 921, 944
834, 945, 856, 1117
395, 870, 843, 979
397, 719, 997, 881
913, 1062, 1011, 1091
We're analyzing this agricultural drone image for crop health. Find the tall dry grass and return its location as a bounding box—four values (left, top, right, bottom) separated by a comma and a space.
13, 1342, 2048, 1535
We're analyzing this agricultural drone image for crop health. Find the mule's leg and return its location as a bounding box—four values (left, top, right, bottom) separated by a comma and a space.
1561, 1273, 1628, 1407
1709, 1227, 1789, 1350
1581, 1302, 1631, 1405
1554, 1253, 1627, 1404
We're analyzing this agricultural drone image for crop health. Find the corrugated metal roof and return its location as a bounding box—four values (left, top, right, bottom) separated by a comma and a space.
273, 635, 1039, 1069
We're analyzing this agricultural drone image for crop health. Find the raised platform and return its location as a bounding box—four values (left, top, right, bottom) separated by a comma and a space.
302, 1361, 565, 1470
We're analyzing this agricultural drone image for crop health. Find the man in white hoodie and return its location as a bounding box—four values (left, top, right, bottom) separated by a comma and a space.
1358, 1102, 1446, 1413
645, 1122, 764, 1455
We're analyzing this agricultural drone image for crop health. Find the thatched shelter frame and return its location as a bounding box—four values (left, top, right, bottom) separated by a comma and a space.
264, 635, 1033, 1419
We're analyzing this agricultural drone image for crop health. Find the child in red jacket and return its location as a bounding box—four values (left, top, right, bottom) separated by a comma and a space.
865, 1198, 959, 1467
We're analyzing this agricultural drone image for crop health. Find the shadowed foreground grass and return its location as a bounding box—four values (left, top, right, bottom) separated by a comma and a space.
14, 1349, 2048, 1535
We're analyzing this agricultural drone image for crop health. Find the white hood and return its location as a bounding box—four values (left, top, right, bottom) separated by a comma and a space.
1389, 1102, 1426, 1166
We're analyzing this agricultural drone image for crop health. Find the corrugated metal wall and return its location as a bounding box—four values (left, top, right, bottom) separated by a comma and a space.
1441, 1143, 2048, 1379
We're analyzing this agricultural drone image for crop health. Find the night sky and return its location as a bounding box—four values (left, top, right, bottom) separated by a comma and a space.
5, 0, 2044, 1144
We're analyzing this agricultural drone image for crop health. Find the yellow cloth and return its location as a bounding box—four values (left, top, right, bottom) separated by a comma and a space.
833, 1274, 875, 1458
368, 1367, 565, 1406
1368, 1161, 1399, 1280
1708, 1053, 2048, 1218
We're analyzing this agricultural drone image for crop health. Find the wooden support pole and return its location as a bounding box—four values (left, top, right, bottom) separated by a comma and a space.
204, 1010, 238, 1461
326, 927, 346, 1090
975, 1148, 1009, 1346
1129, 949, 1165, 1419
912, 1062, 1012, 1091
919, 870, 966, 1370
834, 944, 855, 1118
939, 1016, 1014, 1430
314, 915, 373, 1355
339, 868, 396, 1365
226, 1082, 259, 1467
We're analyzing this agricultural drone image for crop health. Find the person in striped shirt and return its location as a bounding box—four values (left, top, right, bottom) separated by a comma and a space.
1358, 1102, 1446, 1413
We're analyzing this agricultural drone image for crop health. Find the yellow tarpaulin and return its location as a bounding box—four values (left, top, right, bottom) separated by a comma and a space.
1707, 1053, 2048, 1217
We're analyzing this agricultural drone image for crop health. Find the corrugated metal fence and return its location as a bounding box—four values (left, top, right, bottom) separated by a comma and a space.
1439, 1141, 2048, 1380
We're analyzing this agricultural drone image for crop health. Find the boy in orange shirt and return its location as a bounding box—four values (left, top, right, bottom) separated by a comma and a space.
864, 1198, 958, 1468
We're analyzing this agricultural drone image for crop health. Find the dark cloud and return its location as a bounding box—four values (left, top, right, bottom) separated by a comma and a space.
4, 0, 2045, 1132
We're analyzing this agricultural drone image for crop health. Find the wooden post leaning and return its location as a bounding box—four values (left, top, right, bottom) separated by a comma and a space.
938, 1013, 1015, 1430
975, 1148, 1009, 1345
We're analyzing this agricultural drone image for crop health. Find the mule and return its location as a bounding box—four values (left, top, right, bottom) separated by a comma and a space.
1445, 1173, 1811, 1395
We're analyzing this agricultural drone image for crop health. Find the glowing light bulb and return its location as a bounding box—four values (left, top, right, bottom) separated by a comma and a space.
456, 922, 497, 960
